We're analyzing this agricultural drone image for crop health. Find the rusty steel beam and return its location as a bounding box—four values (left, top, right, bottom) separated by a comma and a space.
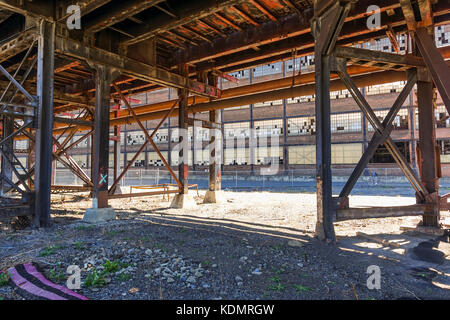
84, 0, 165, 34
415, 27, 450, 111
217, 14, 450, 73
54, 35, 221, 98
0, 9, 12, 24
334, 45, 426, 69
108, 69, 410, 127
172, 0, 406, 66
214, 12, 243, 31
120, 0, 247, 46
57, 0, 112, 22
248, 0, 277, 21
232, 6, 259, 26
0, 0, 53, 19
48, 58, 450, 136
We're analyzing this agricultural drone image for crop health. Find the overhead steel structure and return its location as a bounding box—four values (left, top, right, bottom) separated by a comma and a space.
0, 0, 448, 241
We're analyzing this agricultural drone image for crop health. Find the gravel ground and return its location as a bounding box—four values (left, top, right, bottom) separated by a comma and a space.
0, 191, 449, 300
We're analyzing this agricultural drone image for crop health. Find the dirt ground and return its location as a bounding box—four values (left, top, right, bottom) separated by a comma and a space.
0, 190, 449, 300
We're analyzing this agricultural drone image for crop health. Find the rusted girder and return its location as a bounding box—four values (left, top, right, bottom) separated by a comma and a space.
57, 0, 112, 22
172, 0, 404, 66
120, 0, 248, 46
84, 0, 166, 34
334, 46, 426, 70
54, 36, 221, 98
0, 0, 53, 19
415, 27, 450, 111
48, 57, 450, 136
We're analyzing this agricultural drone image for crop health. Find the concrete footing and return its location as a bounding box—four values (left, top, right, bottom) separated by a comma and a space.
170, 194, 197, 209
83, 207, 116, 223
203, 190, 226, 204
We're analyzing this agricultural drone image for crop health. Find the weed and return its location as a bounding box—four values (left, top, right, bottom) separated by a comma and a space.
273, 244, 284, 251
0, 272, 9, 286
294, 284, 312, 294
154, 243, 166, 252
76, 225, 95, 231
49, 268, 66, 282
268, 283, 285, 291
83, 269, 107, 288
269, 276, 281, 283
268, 275, 285, 291
202, 260, 211, 267
105, 230, 120, 238
272, 266, 286, 275
73, 241, 85, 250
38, 245, 64, 257
102, 260, 121, 273
119, 273, 131, 281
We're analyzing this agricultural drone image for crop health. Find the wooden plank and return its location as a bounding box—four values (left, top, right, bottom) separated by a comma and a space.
337, 204, 426, 221
400, 225, 446, 236
356, 232, 402, 248
108, 189, 180, 199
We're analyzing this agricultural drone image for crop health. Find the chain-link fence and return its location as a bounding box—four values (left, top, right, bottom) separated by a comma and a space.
52, 167, 450, 197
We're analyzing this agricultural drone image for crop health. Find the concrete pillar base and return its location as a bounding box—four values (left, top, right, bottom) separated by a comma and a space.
83, 207, 116, 223
203, 190, 226, 204
170, 194, 197, 209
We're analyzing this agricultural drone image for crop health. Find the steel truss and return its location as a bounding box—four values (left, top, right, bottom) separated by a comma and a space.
313, 0, 447, 242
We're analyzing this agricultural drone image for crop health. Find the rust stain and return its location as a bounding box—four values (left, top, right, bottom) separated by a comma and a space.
261, 0, 283, 10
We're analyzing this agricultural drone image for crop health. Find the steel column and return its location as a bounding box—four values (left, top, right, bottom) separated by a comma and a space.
92, 66, 117, 208
178, 64, 189, 194
312, 1, 352, 242
416, 73, 440, 226
1, 116, 13, 194
207, 73, 221, 192
34, 20, 55, 227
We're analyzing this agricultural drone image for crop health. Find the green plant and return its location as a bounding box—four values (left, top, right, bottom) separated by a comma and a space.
105, 230, 120, 238
268, 275, 285, 291
154, 243, 166, 251
268, 283, 285, 291
49, 268, 66, 282
38, 245, 64, 257
73, 241, 85, 250
102, 260, 121, 273
272, 266, 286, 275
76, 225, 95, 231
83, 269, 107, 288
273, 244, 284, 251
0, 272, 10, 286
269, 276, 281, 283
294, 284, 312, 294
202, 260, 211, 267
119, 273, 131, 281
